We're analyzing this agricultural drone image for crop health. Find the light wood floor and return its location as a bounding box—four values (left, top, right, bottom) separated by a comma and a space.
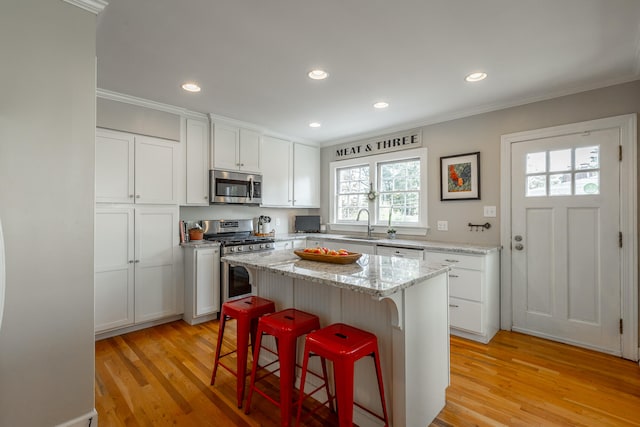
95, 320, 640, 426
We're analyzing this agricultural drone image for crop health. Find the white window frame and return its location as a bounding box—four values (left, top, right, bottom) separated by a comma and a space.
329, 147, 428, 236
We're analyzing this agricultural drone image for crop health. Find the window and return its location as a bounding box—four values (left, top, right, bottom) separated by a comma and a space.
336, 165, 370, 221
378, 159, 420, 224
526, 145, 600, 197
330, 148, 427, 232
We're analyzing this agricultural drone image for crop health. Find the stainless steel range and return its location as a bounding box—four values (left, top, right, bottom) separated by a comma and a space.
201, 219, 275, 301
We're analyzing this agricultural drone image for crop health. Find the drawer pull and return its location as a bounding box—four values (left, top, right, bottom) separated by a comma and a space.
449, 274, 459, 278
449, 304, 459, 308
444, 259, 459, 263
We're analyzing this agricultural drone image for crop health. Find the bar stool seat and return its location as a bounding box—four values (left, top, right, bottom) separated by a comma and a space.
210, 296, 276, 408
296, 323, 390, 427
245, 308, 321, 427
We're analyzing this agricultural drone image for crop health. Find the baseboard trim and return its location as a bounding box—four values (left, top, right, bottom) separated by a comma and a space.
55, 409, 98, 427
95, 315, 183, 340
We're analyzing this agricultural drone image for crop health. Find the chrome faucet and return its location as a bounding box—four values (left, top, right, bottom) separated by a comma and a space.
356, 208, 374, 238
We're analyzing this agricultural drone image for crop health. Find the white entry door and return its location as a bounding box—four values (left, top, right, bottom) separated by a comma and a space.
510, 127, 622, 355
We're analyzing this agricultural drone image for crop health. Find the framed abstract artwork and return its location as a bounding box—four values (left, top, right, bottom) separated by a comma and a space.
440, 152, 480, 200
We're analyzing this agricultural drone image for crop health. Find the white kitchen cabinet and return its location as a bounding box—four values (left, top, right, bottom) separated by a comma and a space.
94, 205, 179, 333
212, 122, 261, 173
261, 138, 320, 208
96, 128, 178, 205
425, 250, 500, 343
261, 135, 292, 206
185, 118, 210, 205
95, 207, 135, 332
292, 143, 320, 207
183, 246, 220, 325
376, 245, 424, 259
275, 239, 305, 250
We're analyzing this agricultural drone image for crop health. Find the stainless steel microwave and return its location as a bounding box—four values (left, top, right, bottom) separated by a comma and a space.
209, 170, 262, 205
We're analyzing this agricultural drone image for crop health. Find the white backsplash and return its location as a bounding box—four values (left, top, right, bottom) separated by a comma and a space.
180, 205, 320, 235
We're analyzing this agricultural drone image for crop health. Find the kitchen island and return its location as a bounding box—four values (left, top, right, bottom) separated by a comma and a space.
222, 249, 451, 427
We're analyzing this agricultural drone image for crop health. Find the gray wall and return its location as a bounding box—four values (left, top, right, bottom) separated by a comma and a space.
321, 80, 640, 246
0, 1, 96, 425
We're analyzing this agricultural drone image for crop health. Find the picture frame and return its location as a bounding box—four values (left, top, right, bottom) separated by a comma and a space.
440, 152, 480, 200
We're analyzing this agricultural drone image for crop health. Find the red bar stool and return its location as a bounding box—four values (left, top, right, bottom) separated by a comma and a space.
210, 295, 276, 408
295, 323, 390, 427
244, 308, 321, 427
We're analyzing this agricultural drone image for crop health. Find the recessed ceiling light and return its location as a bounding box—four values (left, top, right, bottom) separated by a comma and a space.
373, 101, 389, 109
181, 82, 201, 92
309, 122, 321, 128
465, 72, 487, 82
308, 69, 328, 80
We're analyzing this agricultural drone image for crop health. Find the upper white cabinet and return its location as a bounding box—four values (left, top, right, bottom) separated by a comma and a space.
293, 143, 320, 207
212, 122, 261, 173
96, 128, 178, 205
261, 135, 293, 206
261, 138, 320, 208
185, 118, 210, 205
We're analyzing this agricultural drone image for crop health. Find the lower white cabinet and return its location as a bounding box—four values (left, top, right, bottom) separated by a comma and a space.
275, 239, 305, 250
95, 205, 179, 333
425, 250, 500, 343
183, 246, 220, 325
375, 245, 424, 259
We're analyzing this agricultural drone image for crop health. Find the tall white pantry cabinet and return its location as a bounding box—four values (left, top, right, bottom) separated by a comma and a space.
94, 128, 180, 334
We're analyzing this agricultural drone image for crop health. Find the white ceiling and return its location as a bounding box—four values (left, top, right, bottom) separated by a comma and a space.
96, 0, 640, 144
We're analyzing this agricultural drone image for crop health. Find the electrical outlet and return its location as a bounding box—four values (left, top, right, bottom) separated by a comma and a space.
275, 218, 281, 226
437, 220, 448, 231
484, 206, 497, 217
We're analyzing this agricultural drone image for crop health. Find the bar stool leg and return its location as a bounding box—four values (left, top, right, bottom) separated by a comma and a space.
295, 349, 311, 427
334, 360, 355, 427
373, 352, 390, 426
244, 323, 265, 415
235, 317, 251, 408
210, 313, 227, 386
277, 337, 296, 427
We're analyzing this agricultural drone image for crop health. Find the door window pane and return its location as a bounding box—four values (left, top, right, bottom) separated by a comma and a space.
526, 175, 547, 197
575, 172, 600, 195
549, 173, 572, 196
549, 149, 572, 172
526, 152, 546, 174
575, 146, 599, 170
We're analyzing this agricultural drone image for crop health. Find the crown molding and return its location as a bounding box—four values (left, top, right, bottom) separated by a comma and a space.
208, 113, 317, 146
634, 21, 640, 76
96, 88, 208, 120
63, 0, 108, 14
321, 75, 640, 148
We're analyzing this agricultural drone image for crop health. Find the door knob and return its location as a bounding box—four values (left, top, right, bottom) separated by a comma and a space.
514, 243, 524, 251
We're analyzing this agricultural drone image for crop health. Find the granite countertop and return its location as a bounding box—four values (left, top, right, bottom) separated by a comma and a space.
274, 233, 500, 255
221, 249, 450, 298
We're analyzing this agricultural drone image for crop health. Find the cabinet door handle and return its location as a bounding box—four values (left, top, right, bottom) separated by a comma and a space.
240, 163, 244, 167
449, 304, 459, 308
444, 259, 459, 263
449, 274, 459, 278
128, 260, 134, 264
135, 260, 140, 263
204, 196, 208, 200
128, 194, 134, 198
135, 195, 141, 199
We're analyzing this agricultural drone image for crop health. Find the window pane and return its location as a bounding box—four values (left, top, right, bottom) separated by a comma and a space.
575, 146, 599, 170
377, 159, 420, 226
549, 149, 571, 172
526, 152, 546, 174
575, 171, 600, 195
549, 173, 572, 196
526, 175, 546, 197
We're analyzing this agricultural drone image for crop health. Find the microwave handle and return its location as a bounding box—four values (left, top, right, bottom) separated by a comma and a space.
249, 178, 254, 200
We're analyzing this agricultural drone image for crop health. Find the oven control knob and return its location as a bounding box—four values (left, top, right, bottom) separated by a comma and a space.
237, 247, 243, 252
249, 245, 255, 250
259, 244, 265, 249
229, 247, 235, 253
